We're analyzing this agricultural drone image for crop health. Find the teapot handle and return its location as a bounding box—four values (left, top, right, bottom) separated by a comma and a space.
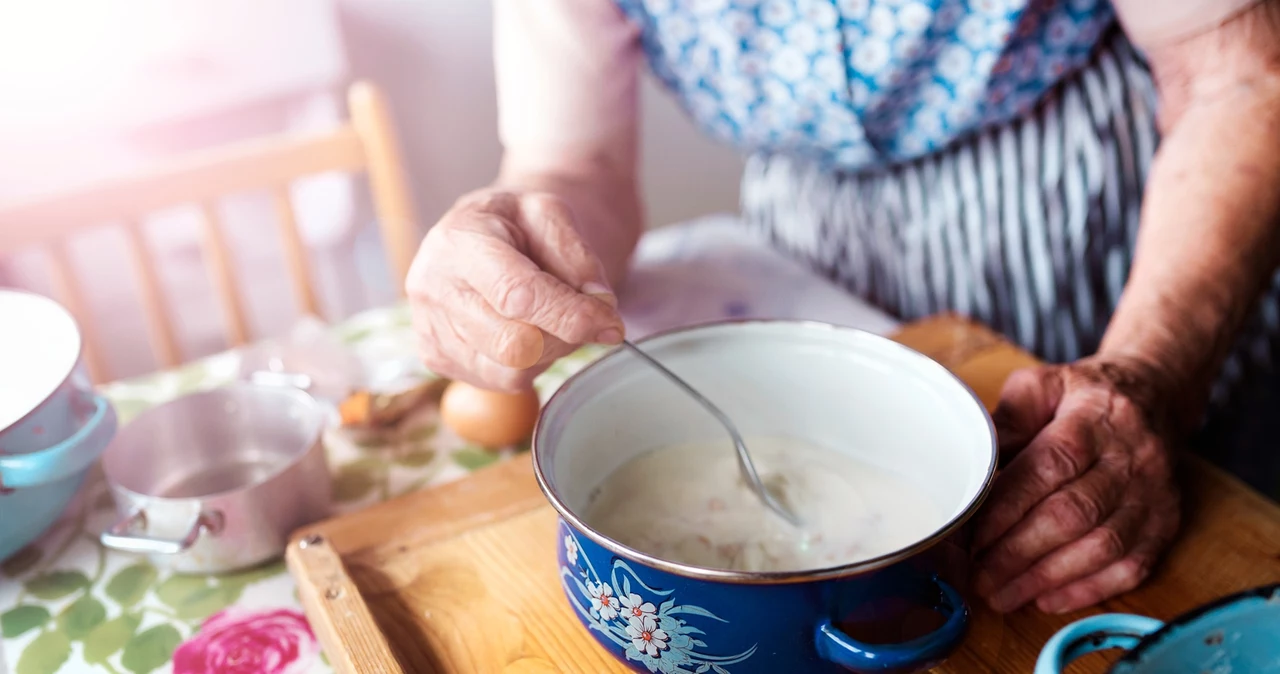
1034, 613, 1164, 674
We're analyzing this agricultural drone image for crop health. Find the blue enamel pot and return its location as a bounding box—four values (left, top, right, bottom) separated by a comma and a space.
1035, 584, 1280, 673
534, 321, 998, 673
1, 290, 118, 562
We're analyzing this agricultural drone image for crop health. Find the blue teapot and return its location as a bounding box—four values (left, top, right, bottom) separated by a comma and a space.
1036, 584, 1280, 673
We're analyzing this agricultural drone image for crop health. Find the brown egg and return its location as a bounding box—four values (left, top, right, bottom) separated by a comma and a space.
439, 381, 541, 449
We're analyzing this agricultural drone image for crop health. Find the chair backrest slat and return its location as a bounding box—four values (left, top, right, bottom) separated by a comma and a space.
123, 221, 182, 368
272, 186, 321, 319
198, 202, 251, 347
46, 241, 108, 382
0, 128, 368, 251
0, 81, 419, 383
349, 82, 416, 295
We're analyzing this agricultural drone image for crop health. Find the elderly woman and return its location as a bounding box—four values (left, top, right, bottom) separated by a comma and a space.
406, 0, 1280, 616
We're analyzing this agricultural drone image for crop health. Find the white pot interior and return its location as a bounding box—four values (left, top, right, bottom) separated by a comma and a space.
0, 290, 82, 433
537, 322, 996, 544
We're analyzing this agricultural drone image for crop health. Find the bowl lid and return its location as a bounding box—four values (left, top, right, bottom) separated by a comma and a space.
0, 290, 83, 432
1114, 583, 1280, 672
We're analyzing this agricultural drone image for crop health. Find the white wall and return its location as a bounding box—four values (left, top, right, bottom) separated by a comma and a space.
336, 0, 745, 230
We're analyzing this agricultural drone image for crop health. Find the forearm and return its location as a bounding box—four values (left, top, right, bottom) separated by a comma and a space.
1099, 8, 1280, 429
488, 0, 643, 290
495, 137, 644, 289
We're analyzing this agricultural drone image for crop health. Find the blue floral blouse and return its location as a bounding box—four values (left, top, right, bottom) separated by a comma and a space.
612, 0, 1116, 171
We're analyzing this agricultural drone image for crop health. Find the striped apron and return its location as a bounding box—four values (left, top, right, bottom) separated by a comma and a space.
742, 28, 1280, 498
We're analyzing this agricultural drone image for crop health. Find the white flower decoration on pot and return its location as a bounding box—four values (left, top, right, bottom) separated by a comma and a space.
626, 615, 671, 657
564, 534, 579, 566
559, 527, 758, 669
620, 593, 657, 621
589, 581, 621, 620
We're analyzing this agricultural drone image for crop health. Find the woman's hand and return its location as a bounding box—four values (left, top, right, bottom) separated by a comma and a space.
969, 356, 1183, 614
405, 188, 626, 392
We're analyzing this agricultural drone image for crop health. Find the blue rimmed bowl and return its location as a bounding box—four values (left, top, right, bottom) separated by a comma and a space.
1, 289, 118, 562
1035, 584, 1280, 673
533, 321, 998, 673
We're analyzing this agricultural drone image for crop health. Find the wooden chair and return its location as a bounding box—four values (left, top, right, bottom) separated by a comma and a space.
0, 80, 420, 383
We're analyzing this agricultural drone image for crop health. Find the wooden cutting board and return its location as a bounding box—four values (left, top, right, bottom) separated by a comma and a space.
285, 315, 1280, 674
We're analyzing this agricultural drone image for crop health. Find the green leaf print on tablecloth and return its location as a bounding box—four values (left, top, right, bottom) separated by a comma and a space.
25, 571, 90, 601
121, 625, 182, 674
154, 576, 241, 622
395, 448, 436, 467
57, 596, 107, 640
106, 564, 158, 607
1, 606, 49, 638
394, 424, 440, 469
332, 460, 379, 503
220, 560, 286, 590
453, 447, 501, 471
84, 614, 142, 664
16, 630, 71, 674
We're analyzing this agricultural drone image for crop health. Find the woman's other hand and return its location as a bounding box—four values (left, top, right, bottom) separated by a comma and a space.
406, 188, 626, 392
969, 357, 1183, 614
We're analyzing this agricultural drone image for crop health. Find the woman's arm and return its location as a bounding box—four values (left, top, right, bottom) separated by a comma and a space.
496, 140, 642, 290
970, 1, 1280, 615
491, 0, 644, 288
1101, 0, 1280, 430
403, 0, 642, 391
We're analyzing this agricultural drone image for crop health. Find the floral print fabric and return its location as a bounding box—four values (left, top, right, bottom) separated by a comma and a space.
172, 610, 318, 674
614, 0, 1115, 169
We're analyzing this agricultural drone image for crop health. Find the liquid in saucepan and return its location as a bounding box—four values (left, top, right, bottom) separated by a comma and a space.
582, 436, 945, 573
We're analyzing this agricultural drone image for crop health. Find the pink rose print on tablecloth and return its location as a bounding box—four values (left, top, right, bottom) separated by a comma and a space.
173, 608, 320, 674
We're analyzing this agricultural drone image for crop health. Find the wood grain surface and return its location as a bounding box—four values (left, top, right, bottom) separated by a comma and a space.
287, 314, 1280, 674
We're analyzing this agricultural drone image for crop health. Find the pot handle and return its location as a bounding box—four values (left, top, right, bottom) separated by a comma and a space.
1033, 613, 1164, 674
100, 509, 224, 556
0, 395, 117, 490
814, 575, 969, 673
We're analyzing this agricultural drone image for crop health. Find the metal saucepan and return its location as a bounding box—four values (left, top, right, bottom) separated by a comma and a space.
100, 383, 332, 574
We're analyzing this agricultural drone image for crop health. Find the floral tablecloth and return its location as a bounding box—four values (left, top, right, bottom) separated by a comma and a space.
0, 215, 899, 674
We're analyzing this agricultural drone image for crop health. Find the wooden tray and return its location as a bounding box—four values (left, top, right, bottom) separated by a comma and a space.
286, 315, 1280, 674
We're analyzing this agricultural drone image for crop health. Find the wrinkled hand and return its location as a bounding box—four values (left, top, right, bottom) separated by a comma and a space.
970, 356, 1183, 614
406, 189, 625, 391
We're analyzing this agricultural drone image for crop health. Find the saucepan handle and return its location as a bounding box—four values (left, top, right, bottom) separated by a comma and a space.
814, 575, 969, 673
100, 509, 224, 556
1033, 613, 1164, 674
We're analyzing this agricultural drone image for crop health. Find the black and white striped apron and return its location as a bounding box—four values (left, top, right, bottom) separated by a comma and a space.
741, 28, 1280, 498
